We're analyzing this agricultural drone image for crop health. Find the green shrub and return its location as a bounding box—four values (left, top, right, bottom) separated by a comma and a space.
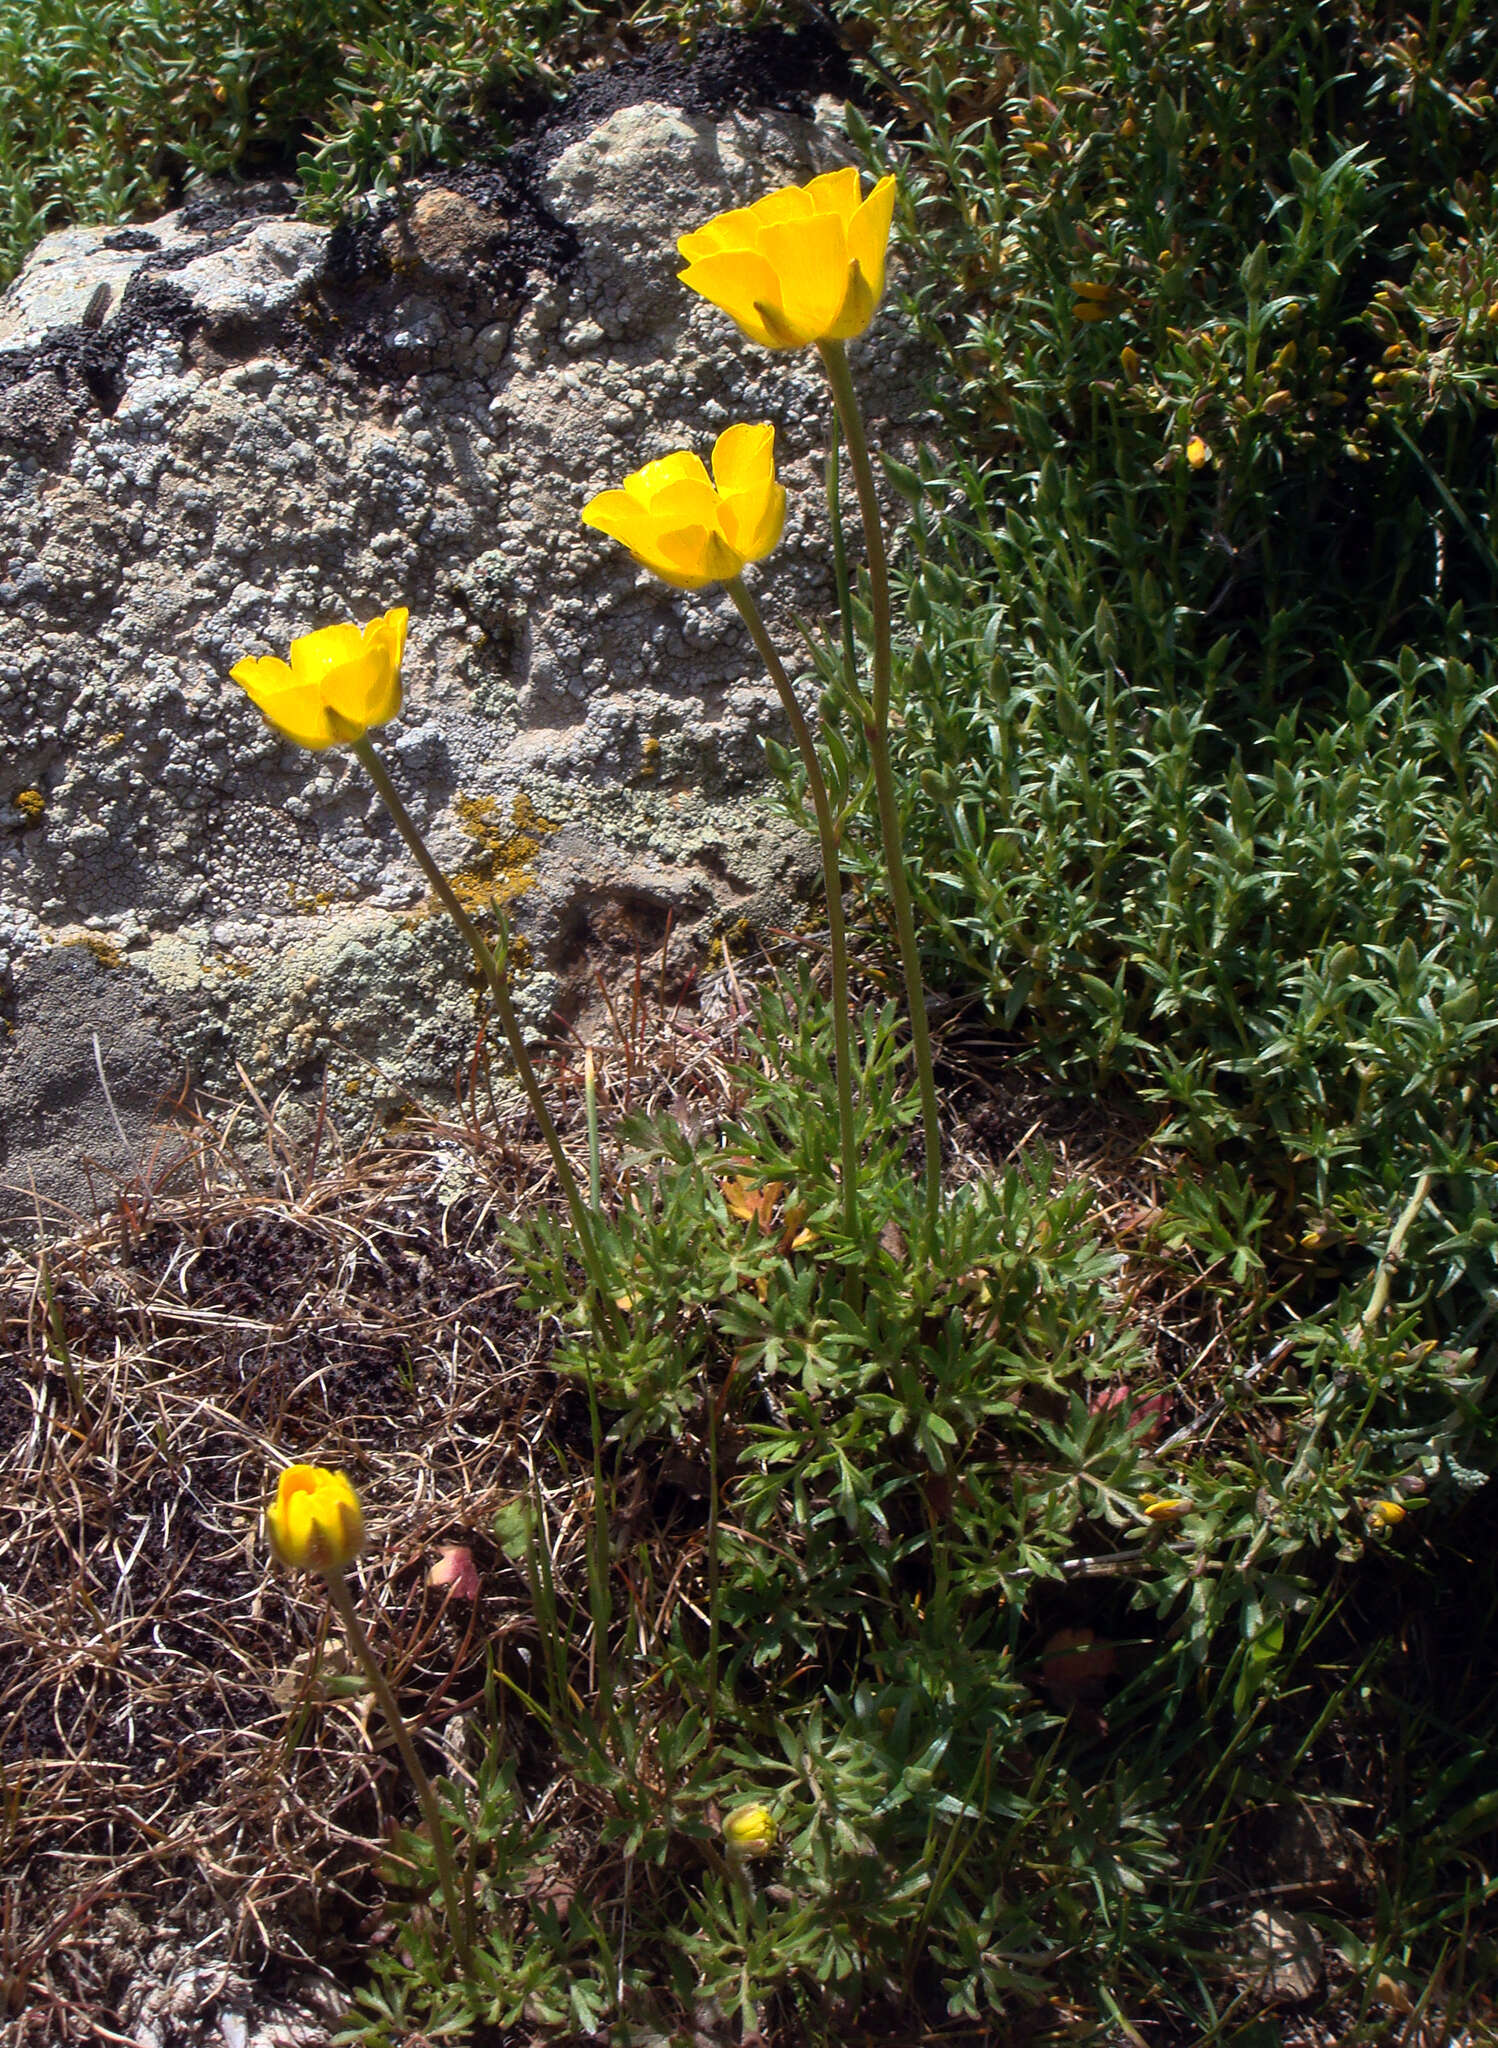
841, 0, 1498, 1397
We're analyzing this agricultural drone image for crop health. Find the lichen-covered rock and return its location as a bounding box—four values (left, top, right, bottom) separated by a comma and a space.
0, 79, 919, 1225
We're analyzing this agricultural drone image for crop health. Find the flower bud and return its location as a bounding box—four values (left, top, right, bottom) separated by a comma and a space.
266, 1464, 366, 1572
722, 1802, 778, 1857
230, 608, 407, 752
677, 167, 896, 350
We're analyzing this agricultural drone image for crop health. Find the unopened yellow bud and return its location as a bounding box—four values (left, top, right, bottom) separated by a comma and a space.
1369, 1499, 1406, 1529
266, 1464, 365, 1571
722, 1803, 778, 1856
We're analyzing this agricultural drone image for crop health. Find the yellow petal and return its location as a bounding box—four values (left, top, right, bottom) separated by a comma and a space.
720, 481, 785, 563
583, 493, 692, 584
847, 174, 896, 302
747, 183, 818, 229
231, 652, 293, 699
288, 620, 365, 685
655, 522, 742, 587
629, 449, 712, 503
267, 686, 346, 749
648, 476, 723, 529
373, 605, 409, 671
321, 657, 385, 736
803, 165, 863, 226
759, 212, 850, 343
677, 205, 762, 263
678, 251, 790, 347
582, 487, 652, 544
711, 421, 776, 495
232, 656, 341, 750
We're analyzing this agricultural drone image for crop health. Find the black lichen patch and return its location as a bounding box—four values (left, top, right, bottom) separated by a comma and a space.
0, 272, 198, 449
514, 18, 859, 177
297, 18, 858, 382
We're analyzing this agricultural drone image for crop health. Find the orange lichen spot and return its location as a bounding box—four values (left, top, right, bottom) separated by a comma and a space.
451, 790, 559, 916
13, 788, 45, 823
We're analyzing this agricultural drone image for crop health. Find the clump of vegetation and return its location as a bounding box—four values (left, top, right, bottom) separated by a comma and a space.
860, 0, 1498, 1382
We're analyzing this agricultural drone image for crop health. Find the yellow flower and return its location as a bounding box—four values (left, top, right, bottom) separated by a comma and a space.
1139, 1493, 1190, 1523
1369, 1499, 1406, 1529
1072, 280, 1123, 323
722, 1802, 778, 1856
1186, 435, 1211, 469
677, 166, 897, 350
231, 607, 408, 751
266, 1464, 366, 1571
581, 423, 785, 590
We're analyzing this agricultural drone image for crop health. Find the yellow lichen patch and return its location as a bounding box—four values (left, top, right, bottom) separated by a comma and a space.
285, 883, 345, 914
59, 932, 123, 969
13, 788, 45, 823
450, 791, 558, 916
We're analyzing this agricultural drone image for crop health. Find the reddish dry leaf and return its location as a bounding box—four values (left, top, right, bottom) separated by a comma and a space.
428, 1544, 481, 1599
1088, 1382, 1170, 1441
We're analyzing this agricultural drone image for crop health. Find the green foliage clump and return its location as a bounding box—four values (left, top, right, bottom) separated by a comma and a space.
844, 0, 1498, 1388
343, 990, 1498, 2041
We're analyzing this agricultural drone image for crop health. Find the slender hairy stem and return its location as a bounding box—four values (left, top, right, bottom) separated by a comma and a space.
325, 1568, 473, 1971
817, 338, 943, 1237
728, 578, 859, 1244
826, 410, 859, 700
353, 736, 619, 1341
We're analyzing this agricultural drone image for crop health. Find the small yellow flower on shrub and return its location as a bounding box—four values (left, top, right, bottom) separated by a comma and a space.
1369, 1499, 1406, 1529
266, 1464, 366, 1571
677, 166, 896, 350
722, 1802, 778, 1856
1072, 280, 1122, 322
581, 424, 785, 590
230, 607, 408, 751
1140, 1493, 1190, 1523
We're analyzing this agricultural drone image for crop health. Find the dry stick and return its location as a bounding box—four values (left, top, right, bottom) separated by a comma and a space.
352, 735, 619, 1344
817, 338, 943, 1239
727, 577, 859, 1246
323, 1568, 473, 1971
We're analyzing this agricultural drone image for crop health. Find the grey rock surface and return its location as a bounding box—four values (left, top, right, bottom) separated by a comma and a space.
0, 89, 921, 1232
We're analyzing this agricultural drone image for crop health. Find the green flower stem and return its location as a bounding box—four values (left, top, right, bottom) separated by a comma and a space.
826, 410, 859, 700
324, 1566, 473, 1972
727, 576, 859, 1245
352, 735, 619, 1340
817, 338, 942, 1237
